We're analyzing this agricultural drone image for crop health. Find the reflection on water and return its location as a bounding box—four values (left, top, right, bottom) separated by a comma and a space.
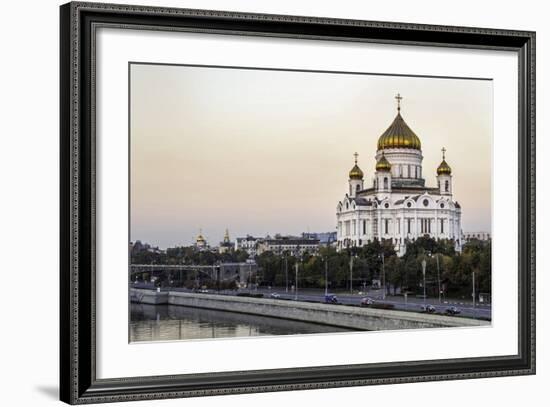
130, 303, 349, 342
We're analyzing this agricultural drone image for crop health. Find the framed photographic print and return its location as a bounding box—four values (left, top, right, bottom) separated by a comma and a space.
60, 1, 535, 404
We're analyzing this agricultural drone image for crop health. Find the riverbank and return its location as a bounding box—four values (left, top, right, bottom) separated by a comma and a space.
130, 288, 489, 331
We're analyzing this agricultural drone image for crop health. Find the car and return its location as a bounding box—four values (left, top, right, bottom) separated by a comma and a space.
445, 306, 461, 315
421, 304, 436, 313
270, 292, 281, 299
360, 297, 375, 307
324, 294, 338, 304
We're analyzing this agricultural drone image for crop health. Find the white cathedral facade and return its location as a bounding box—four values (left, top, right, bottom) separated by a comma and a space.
336, 94, 462, 256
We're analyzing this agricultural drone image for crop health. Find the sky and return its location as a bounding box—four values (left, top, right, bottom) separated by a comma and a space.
130, 63, 492, 249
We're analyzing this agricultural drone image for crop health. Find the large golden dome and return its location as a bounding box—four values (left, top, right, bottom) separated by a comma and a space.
377, 95, 421, 150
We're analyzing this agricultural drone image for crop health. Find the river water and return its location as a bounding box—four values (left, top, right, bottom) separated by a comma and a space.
130, 303, 349, 342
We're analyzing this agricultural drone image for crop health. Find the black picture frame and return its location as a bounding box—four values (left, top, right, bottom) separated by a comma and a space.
60, 1, 536, 404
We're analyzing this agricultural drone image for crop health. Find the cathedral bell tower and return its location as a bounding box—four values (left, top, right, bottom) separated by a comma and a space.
436, 147, 452, 195
348, 152, 364, 198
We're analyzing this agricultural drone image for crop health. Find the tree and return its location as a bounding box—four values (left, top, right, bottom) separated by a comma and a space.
384, 255, 403, 295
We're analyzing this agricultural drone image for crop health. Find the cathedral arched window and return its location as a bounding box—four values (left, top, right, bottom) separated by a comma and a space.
445, 180, 449, 192
356, 184, 360, 192
383, 177, 388, 190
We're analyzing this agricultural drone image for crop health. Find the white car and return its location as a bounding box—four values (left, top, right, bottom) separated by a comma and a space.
270, 293, 281, 299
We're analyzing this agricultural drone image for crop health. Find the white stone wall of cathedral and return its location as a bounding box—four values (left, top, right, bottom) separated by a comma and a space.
437, 174, 453, 195
348, 179, 364, 197
336, 205, 462, 254
375, 172, 392, 193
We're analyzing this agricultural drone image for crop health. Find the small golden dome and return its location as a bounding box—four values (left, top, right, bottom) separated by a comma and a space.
196, 230, 206, 243
349, 152, 364, 180
377, 94, 421, 151
349, 165, 364, 180
437, 147, 452, 175
437, 159, 452, 175
376, 154, 391, 172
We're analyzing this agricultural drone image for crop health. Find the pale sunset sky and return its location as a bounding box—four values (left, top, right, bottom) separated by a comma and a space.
130, 63, 492, 249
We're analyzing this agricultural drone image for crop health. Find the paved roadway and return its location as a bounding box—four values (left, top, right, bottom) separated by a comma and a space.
131, 282, 491, 320
249, 287, 491, 320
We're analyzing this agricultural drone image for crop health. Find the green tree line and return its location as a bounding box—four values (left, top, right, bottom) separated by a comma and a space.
131, 236, 491, 298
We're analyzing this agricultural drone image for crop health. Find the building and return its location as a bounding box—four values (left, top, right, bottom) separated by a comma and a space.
130, 240, 163, 255
336, 94, 462, 256
463, 231, 491, 242
257, 235, 320, 257
218, 229, 234, 254
234, 235, 262, 257
194, 229, 209, 251
302, 232, 337, 247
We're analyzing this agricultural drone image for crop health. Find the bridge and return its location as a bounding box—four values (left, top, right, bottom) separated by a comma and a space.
130, 263, 257, 286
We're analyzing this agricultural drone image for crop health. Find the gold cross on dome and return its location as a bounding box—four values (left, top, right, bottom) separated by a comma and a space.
353, 152, 359, 164
395, 93, 403, 111
442, 147, 446, 160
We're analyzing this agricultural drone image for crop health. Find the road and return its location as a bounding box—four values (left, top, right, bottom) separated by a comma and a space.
131, 283, 491, 320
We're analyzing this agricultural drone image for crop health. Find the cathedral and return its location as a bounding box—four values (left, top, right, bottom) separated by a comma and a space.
336, 94, 462, 256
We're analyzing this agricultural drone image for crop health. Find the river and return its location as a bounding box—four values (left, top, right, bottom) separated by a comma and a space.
130, 303, 349, 342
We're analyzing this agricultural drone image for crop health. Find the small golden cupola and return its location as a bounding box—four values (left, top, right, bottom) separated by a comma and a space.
196, 229, 206, 244
375, 153, 392, 172
377, 94, 422, 151
437, 147, 452, 175
349, 152, 364, 180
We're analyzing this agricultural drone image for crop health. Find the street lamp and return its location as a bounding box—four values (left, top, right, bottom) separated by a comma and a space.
421, 258, 427, 304
294, 261, 299, 301
285, 254, 289, 293
349, 253, 357, 295
435, 253, 441, 303
381, 252, 386, 300
375, 252, 386, 300
325, 256, 329, 296
427, 251, 442, 304
472, 270, 476, 315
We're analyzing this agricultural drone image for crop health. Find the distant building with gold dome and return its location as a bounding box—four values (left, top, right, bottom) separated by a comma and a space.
336, 94, 462, 255
194, 229, 209, 251
218, 229, 234, 254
